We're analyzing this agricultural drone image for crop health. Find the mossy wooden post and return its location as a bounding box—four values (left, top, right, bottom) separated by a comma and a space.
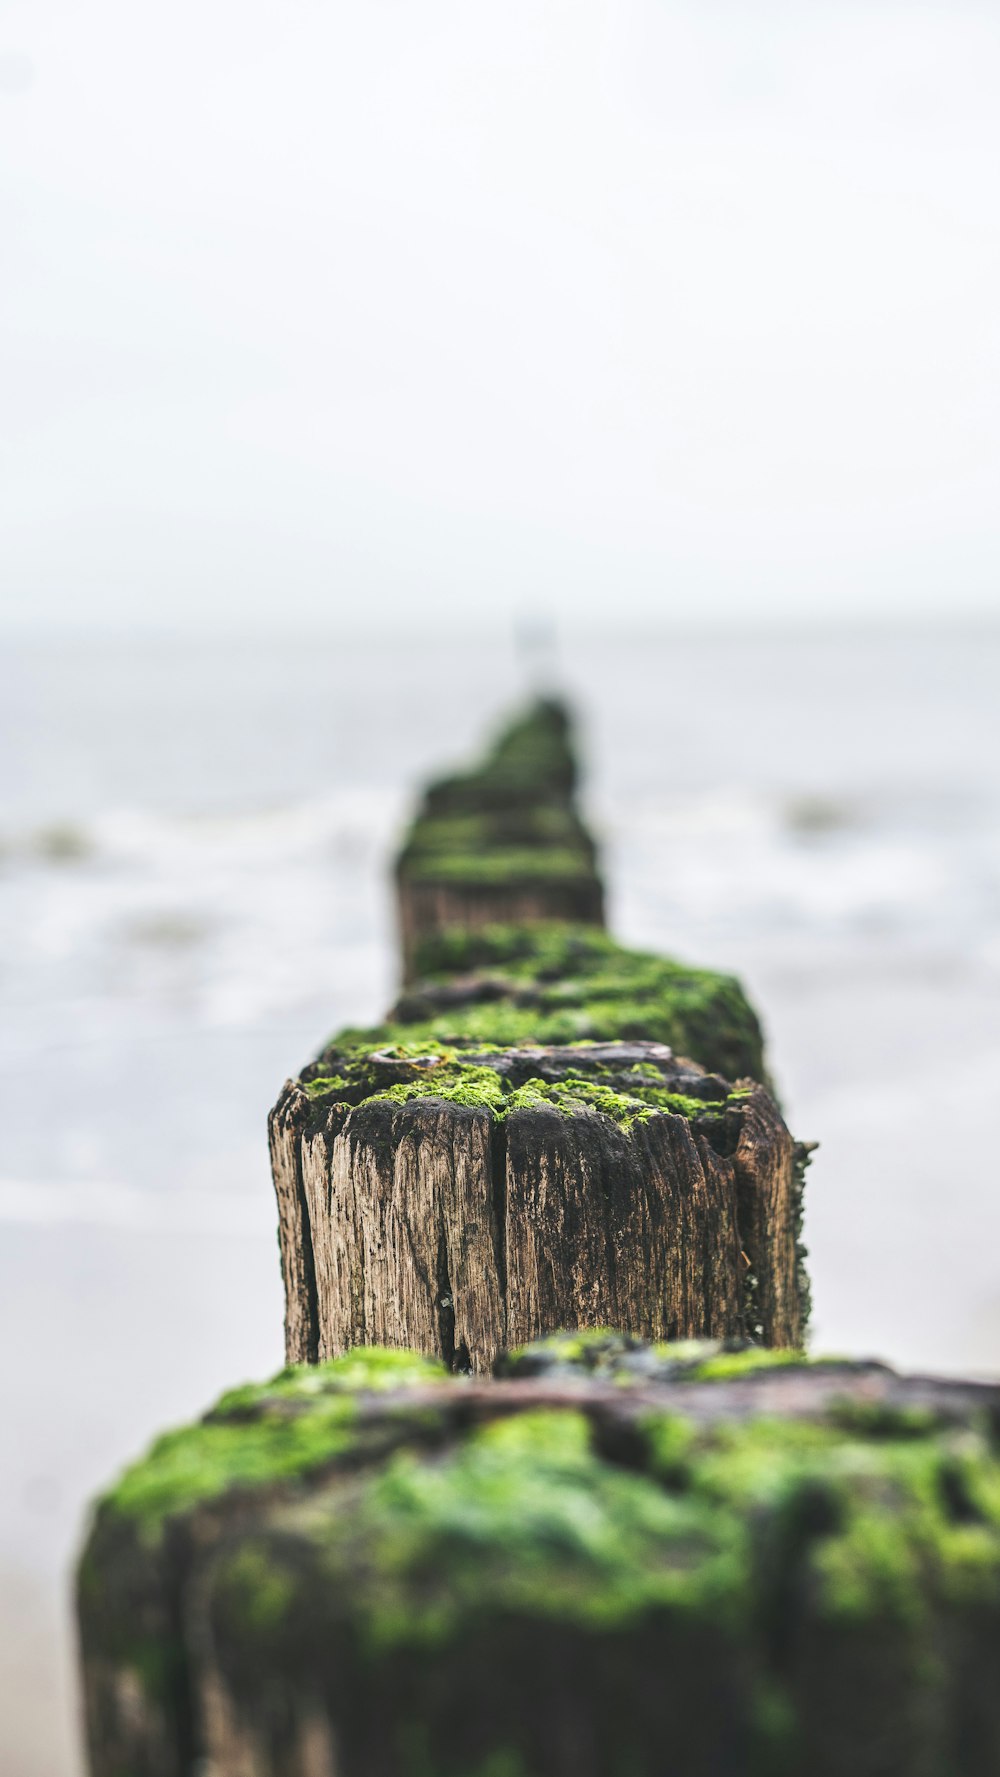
270, 1039, 808, 1371
389, 922, 773, 1086
78, 1340, 1000, 1777
395, 699, 605, 979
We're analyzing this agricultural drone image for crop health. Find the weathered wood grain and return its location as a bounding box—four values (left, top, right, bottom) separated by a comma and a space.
272, 1040, 806, 1369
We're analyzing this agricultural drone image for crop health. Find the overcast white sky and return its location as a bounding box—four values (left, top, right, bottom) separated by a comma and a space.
1, 0, 999, 633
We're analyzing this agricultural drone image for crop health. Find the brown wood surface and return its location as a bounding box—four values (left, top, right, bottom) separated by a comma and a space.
270, 1044, 804, 1370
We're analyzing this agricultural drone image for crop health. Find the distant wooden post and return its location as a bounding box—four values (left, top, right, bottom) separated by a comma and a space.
395, 698, 605, 978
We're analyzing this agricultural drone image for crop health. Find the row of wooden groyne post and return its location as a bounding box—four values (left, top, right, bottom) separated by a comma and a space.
78, 699, 1000, 1776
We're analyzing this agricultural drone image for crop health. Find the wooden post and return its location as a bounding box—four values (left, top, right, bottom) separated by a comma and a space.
78, 1341, 1000, 1777
395, 699, 605, 978
270, 1039, 807, 1370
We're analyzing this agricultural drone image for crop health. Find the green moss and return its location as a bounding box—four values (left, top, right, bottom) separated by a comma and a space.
371, 1064, 510, 1115
496, 1327, 635, 1375
213, 1347, 447, 1415
395, 923, 768, 1086
105, 1400, 357, 1536
401, 846, 596, 887
496, 1331, 808, 1387
350, 1056, 725, 1132
213, 1367, 1000, 1663
399, 806, 592, 862
395, 701, 602, 922
219, 1410, 748, 1654
102, 1349, 447, 1541
303, 1072, 349, 1098
214, 1543, 299, 1636
639, 1408, 1000, 1632
417, 699, 580, 817
675, 1348, 808, 1384
408, 922, 647, 980
81, 1342, 1000, 1776
465, 1755, 531, 1777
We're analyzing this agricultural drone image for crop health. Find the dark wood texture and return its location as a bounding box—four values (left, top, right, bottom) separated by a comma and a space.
270, 1040, 805, 1370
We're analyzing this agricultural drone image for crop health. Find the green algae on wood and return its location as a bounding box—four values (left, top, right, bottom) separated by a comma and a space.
76, 1350, 451, 1777
401, 844, 598, 886
385, 921, 770, 1087
400, 803, 597, 856
105, 1348, 449, 1539
78, 1344, 1000, 1777
395, 701, 605, 977
494, 1327, 813, 1386
419, 698, 581, 814
270, 1038, 805, 1372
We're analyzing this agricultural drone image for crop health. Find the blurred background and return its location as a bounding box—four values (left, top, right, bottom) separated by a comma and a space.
3, 3, 1000, 1772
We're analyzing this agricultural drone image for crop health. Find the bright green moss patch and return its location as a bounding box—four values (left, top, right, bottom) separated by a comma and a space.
213, 1367, 1000, 1664
82, 1336, 1000, 1777
399, 806, 592, 862
401, 846, 596, 887
371, 1064, 510, 1116
104, 1399, 360, 1540
213, 1348, 447, 1416
640, 1407, 1000, 1627
407, 922, 665, 981
102, 1350, 447, 1541
398, 816, 596, 893
396, 923, 768, 1086
417, 700, 580, 816
310, 925, 769, 1107
301, 1025, 746, 1130
675, 1348, 808, 1384
496, 1331, 807, 1386
224, 1410, 748, 1653
496, 1327, 635, 1375
368, 1067, 723, 1128
341, 1408, 746, 1641
303, 1072, 349, 1099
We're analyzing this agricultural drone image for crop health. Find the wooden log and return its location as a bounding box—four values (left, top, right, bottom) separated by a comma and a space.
270, 1038, 808, 1369
78, 1340, 1000, 1777
395, 699, 605, 978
